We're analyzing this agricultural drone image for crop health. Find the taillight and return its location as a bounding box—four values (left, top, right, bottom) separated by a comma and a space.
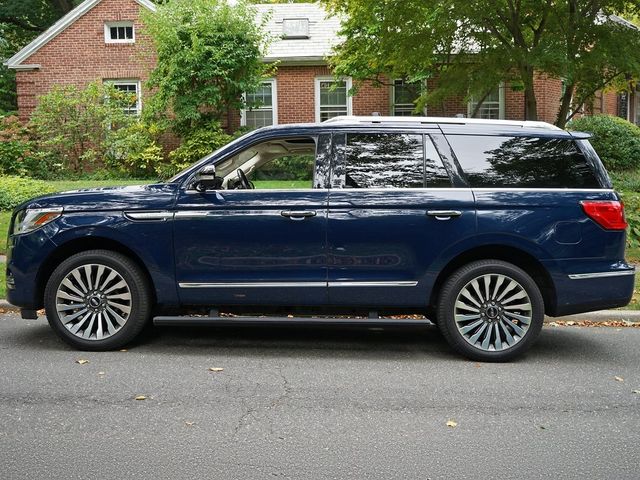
580, 200, 628, 230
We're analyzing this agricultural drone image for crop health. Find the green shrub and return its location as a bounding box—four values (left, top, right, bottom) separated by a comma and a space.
29, 82, 135, 175
158, 121, 232, 179
620, 191, 640, 249
106, 122, 165, 179
567, 115, 640, 172
0, 176, 58, 210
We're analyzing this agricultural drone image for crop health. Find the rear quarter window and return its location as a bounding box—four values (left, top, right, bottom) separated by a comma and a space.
446, 135, 601, 188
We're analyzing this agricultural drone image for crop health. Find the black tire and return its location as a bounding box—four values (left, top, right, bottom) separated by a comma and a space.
436, 260, 544, 362
44, 249, 152, 351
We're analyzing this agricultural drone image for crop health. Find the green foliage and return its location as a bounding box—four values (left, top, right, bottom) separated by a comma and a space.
29, 82, 136, 175
142, 0, 273, 134
254, 156, 314, 181
158, 121, 232, 179
106, 121, 165, 179
568, 115, 640, 171
0, 175, 57, 210
620, 191, 640, 250
323, 0, 640, 126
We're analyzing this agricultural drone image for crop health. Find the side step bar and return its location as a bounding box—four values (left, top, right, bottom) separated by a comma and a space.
153, 316, 432, 327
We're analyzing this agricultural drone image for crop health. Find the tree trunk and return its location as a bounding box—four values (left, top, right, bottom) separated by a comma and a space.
522, 66, 538, 121
555, 82, 575, 129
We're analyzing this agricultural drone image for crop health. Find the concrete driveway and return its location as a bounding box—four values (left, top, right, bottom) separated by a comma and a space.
0, 312, 638, 479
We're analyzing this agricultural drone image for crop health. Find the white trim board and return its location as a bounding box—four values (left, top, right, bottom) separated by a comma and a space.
4, 0, 156, 69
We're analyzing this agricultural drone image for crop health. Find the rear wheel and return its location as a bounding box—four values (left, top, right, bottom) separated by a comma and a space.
436, 260, 544, 361
44, 250, 152, 350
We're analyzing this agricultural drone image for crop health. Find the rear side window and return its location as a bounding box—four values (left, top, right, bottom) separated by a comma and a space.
343, 133, 451, 188
446, 135, 600, 188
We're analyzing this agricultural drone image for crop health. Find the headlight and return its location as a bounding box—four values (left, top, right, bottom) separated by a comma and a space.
11, 207, 63, 236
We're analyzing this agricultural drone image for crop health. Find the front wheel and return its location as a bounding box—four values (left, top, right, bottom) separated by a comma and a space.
436, 260, 544, 362
44, 250, 152, 350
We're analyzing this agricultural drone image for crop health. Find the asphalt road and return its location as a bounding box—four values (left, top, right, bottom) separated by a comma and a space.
0, 312, 638, 480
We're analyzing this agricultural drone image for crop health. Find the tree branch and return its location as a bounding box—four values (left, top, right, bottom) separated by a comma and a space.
0, 15, 46, 32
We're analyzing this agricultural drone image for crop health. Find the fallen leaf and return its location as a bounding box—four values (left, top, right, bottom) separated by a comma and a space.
538, 425, 546, 430
632, 390, 640, 394
566, 321, 576, 326
75, 359, 89, 365
548, 322, 559, 327
98, 371, 105, 376
614, 376, 624, 382
474, 363, 482, 368
185, 421, 195, 427
446, 419, 458, 428
134, 395, 148, 401
119, 349, 128, 352
208, 367, 224, 372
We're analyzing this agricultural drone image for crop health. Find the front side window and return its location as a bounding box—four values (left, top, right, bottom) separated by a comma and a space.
342, 133, 450, 189
446, 135, 600, 188
316, 78, 351, 122
468, 86, 504, 119
105, 22, 135, 43
243, 80, 277, 129
109, 81, 141, 116
392, 80, 422, 116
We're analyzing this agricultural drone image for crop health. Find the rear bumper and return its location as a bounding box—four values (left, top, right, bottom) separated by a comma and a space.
548, 266, 635, 317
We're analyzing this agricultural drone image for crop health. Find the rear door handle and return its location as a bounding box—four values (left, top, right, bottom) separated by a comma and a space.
427, 210, 462, 220
281, 210, 317, 220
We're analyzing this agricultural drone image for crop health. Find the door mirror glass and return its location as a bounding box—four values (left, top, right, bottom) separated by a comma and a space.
193, 165, 222, 192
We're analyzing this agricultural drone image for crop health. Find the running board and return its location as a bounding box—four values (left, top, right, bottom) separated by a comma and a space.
153, 315, 433, 327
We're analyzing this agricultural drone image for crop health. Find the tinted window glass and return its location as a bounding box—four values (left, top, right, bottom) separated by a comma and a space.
345, 133, 424, 188
425, 136, 452, 188
447, 135, 600, 188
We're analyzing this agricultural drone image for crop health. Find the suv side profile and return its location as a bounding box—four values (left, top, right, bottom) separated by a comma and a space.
6, 116, 635, 361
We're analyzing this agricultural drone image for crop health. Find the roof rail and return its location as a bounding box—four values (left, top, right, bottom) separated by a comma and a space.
323, 115, 562, 130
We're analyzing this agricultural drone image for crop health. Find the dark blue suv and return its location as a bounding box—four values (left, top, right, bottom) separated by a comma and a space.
5, 116, 635, 361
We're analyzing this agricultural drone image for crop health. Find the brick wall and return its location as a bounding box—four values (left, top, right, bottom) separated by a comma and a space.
15, 0, 155, 121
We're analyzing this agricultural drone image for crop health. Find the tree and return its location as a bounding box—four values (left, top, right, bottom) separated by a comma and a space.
142, 0, 272, 134
322, 0, 640, 127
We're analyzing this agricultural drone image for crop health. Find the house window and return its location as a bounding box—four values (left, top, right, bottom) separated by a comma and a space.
282, 18, 310, 39
105, 22, 135, 43
392, 79, 423, 116
242, 80, 277, 129
468, 85, 505, 119
315, 77, 352, 122
108, 80, 141, 115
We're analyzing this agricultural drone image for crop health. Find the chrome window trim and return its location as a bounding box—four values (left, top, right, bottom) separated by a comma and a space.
568, 270, 635, 280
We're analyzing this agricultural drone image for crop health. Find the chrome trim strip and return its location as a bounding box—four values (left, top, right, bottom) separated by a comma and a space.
473, 188, 613, 193
179, 282, 327, 288
124, 211, 173, 221
178, 280, 419, 288
329, 281, 418, 287
174, 211, 211, 218
568, 270, 635, 280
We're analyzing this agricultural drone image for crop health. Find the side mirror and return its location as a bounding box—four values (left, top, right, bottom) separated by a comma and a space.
193, 165, 221, 192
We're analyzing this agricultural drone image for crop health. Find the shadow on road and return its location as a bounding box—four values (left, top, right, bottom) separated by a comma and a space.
6, 314, 616, 364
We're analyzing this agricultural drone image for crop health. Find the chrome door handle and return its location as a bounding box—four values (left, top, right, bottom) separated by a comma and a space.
427, 210, 462, 220
281, 210, 317, 219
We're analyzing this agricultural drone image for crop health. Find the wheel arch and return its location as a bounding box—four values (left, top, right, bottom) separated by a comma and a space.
36, 237, 157, 310
428, 245, 556, 315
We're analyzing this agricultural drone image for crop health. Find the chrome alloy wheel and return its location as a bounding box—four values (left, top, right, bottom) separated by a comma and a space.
453, 273, 532, 352
55, 263, 132, 340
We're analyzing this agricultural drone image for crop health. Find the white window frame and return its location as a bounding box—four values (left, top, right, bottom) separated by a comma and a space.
391, 79, 426, 116
315, 76, 352, 122
107, 79, 142, 116
241, 79, 278, 128
104, 21, 135, 44
467, 83, 505, 120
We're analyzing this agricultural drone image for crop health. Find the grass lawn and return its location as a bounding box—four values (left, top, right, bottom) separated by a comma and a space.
0, 262, 5, 299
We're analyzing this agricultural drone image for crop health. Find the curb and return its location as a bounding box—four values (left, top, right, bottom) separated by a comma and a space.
1, 299, 639, 323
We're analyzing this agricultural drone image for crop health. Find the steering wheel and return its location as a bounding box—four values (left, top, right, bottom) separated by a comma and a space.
236, 168, 253, 189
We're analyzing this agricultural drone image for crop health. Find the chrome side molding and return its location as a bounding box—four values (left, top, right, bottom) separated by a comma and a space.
124, 211, 173, 221
568, 270, 635, 280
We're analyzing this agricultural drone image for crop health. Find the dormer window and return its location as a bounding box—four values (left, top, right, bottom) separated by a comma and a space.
105, 21, 135, 44
282, 18, 309, 39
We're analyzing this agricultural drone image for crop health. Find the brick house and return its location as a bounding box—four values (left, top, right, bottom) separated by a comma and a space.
4, 0, 639, 129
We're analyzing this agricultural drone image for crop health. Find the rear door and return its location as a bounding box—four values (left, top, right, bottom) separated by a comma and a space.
326, 130, 476, 307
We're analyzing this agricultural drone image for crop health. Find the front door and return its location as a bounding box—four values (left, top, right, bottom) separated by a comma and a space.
173, 134, 331, 306
327, 131, 476, 307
